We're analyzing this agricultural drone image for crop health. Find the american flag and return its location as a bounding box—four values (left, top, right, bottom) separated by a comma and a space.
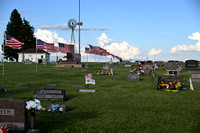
85, 73, 92, 78
103, 64, 109, 70
58, 43, 71, 53
85, 47, 90, 53
5, 33, 24, 49
37, 39, 57, 53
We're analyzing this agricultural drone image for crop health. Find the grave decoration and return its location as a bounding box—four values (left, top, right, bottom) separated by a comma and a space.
97, 64, 114, 75
47, 104, 67, 113
85, 73, 95, 85
26, 99, 42, 132
0, 88, 8, 92
156, 75, 183, 92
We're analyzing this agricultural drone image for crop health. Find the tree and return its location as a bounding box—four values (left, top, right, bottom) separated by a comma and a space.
2, 9, 36, 62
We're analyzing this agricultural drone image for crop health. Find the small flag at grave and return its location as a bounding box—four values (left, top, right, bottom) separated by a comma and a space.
85, 78, 95, 85
85, 73, 92, 78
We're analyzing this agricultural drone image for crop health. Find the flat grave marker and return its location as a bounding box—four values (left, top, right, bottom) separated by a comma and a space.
33, 88, 65, 101
0, 98, 28, 133
128, 75, 139, 81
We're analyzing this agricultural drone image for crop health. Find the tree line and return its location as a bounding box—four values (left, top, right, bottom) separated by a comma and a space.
2, 9, 36, 62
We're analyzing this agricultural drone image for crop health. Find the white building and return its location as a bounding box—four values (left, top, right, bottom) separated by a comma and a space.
18, 48, 50, 63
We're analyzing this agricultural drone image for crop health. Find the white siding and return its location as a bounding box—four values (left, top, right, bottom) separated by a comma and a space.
18, 53, 50, 63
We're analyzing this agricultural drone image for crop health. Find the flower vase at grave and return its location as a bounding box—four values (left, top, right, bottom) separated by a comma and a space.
31, 114, 35, 129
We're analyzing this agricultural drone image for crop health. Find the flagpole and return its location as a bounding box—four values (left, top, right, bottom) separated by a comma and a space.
36, 37, 38, 72
3, 32, 5, 77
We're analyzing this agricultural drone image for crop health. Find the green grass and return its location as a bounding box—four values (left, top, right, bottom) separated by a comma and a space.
0, 63, 200, 133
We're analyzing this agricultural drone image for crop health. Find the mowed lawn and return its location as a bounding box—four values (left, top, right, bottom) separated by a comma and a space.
0, 63, 200, 133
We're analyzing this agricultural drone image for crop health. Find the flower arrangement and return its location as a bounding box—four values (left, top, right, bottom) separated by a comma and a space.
0, 88, 8, 92
158, 81, 183, 92
47, 104, 67, 113
0, 125, 10, 133
26, 99, 42, 116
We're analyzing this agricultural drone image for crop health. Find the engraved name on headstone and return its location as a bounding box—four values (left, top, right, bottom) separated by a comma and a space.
0, 98, 28, 133
33, 88, 65, 101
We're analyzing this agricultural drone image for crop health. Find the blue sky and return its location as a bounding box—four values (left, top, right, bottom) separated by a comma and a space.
0, 0, 200, 61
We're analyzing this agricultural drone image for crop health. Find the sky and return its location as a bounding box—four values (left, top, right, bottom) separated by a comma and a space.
0, 0, 200, 62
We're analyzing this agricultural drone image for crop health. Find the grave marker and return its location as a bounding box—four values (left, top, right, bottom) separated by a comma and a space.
185, 60, 199, 70
33, 88, 65, 101
0, 98, 28, 133
128, 75, 139, 81
190, 72, 200, 82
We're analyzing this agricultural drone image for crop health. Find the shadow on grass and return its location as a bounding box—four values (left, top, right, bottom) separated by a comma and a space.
37, 110, 100, 133
65, 94, 82, 101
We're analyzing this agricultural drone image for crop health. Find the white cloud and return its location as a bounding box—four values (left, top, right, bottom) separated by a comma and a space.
39, 25, 107, 31
148, 48, 162, 56
96, 33, 140, 60
34, 29, 67, 44
171, 32, 200, 53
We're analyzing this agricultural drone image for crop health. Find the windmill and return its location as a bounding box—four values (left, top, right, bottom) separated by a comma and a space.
68, 18, 77, 52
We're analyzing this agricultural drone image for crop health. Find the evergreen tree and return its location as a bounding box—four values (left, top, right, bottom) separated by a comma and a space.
3, 9, 36, 62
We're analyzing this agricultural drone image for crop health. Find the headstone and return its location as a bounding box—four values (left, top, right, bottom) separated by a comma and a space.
157, 61, 165, 67
0, 98, 28, 133
185, 60, 199, 70
111, 64, 119, 68
142, 64, 153, 70
73, 85, 86, 88
79, 89, 96, 93
128, 75, 139, 81
25, 59, 32, 65
17, 83, 30, 86
158, 75, 183, 84
191, 72, 200, 82
125, 65, 131, 68
45, 83, 59, 86
33, 88, 65, 101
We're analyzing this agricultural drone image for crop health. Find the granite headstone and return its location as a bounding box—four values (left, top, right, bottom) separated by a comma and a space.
185, 60, 198, 70
190, 72, 200, 82
33, 88, 65, 101
0, 98, 28, 133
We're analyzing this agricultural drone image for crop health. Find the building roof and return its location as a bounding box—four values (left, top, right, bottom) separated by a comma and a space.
18, 48, 50, 54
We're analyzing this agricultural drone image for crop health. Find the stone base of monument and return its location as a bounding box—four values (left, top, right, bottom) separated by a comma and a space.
28, 129, 40, 133
128, 75, 139, 81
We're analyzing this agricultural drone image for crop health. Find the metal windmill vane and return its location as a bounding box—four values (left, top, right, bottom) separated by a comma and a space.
68, 18, 77, 45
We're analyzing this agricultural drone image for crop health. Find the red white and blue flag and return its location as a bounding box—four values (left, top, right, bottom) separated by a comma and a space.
58, 43, 71, 53
5, 33, 24, 49
85, 73, 92, 78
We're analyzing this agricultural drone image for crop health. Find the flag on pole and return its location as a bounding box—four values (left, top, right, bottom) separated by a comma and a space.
58, 43, 71, 53
5, 33, 24, 49
85, 78, 95, 85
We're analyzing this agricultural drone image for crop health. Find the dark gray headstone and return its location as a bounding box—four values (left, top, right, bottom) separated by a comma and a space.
45, 83, 59, 86
185, 60, 198, 70
33, 88, 65, 101
73, 85, 86, 88
0, 98, 28, 133
158, 75, 183, 84
17, 83, 30, 86
128, 75, 139, 81
191, 72, 200, 82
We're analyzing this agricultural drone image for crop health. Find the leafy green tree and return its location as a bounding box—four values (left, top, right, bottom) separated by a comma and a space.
2, 9, 36, 62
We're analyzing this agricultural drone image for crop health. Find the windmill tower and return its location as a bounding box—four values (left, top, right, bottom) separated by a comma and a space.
68, 18, 77, 53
